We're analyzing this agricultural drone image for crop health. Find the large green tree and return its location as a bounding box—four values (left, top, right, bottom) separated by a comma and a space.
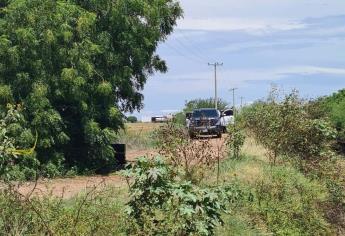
0, 0, 182, 173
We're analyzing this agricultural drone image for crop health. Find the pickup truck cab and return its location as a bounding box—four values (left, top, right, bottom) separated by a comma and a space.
220, 109, 234, 132
188, 108, 222, 139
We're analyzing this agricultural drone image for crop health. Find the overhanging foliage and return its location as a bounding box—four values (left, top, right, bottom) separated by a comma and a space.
0, 0, 182, 174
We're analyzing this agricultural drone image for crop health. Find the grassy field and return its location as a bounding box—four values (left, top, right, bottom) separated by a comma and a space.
117, 122, 164, 151
125, 122, 164, 135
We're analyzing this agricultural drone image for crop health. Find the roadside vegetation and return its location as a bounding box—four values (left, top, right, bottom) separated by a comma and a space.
234, 88, 345, 235
0, 0, 344, 235
1, 88, 344, 235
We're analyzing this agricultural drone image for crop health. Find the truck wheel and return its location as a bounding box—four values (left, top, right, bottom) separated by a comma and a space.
189, 133, 195, 139
217, 132, 222, 139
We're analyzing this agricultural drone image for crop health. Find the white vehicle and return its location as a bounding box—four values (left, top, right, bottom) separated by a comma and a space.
220, 109, 234, 132
185, 112, 192, 128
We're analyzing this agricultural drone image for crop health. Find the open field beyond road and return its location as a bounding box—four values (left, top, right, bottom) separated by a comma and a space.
125, 122, 164, 134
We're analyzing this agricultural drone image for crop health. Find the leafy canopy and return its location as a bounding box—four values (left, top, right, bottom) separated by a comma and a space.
0, 0, 182, 174
126, 116, 138, 123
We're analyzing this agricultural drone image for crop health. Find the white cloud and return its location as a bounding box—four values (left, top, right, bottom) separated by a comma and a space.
179, 0, 345, 22
217, 40, 310, 53
226, 66, 345, 84
171, 30, 207, 39
177, 17, 306, 33
285, 66, 345, 76
158, 66, 345, 86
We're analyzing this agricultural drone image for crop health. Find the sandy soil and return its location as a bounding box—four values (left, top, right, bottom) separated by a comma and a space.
13, 175, 125, 199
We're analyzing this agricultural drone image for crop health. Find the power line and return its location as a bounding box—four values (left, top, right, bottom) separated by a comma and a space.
164, 41, 206, 64
174, 37, 208, 63
174, 31, 211, 62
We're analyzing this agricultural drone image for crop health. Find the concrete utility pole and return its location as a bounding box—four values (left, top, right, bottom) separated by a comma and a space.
229, 88, 238, 118
208, 62, 223, 110
240, 96, 245, 109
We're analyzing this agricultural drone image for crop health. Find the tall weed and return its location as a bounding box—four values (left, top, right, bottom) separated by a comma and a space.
154, 123, 222, 184
0, 183, 127, 235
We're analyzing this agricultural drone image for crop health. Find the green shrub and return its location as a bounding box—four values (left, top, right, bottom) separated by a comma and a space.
123, 157, 242, 236
308, 89, 345, 153
0, 105, 39, 181
252, 166, 331, 235
243, 89, 337, 173
226, 125, 245, 159
326, 179, 345, 205
172, 111, 186, 126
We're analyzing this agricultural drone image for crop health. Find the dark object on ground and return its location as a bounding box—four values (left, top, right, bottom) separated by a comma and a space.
112, 144, 126, 165
96, 144, 126, 175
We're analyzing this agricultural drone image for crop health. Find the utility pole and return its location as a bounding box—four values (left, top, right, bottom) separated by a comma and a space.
240, 96, 245, 109
208, 62, 223, 110
229, 88, 238, 119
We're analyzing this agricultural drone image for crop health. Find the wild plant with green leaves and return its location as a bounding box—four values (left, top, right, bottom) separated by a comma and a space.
309, 89, 345, 153
123, 157, 243, 236
0, 104, 38, 180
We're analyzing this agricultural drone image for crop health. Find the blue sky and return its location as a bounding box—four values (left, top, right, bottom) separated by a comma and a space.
135, 0, 345, 120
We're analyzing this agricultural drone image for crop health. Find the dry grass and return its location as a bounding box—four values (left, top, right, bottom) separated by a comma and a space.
236, 164, 264, 183
217, 157, 265, 185
125, 122, 164, 135
242, 136, 269, 163
214, 135, 269, 185
118, 123, 164, 151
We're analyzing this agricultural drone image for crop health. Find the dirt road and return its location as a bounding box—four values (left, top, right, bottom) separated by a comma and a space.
11, 136, 227, 199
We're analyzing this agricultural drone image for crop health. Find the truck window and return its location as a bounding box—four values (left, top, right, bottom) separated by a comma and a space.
223, 110, 233, 116
193, 109, 219, 118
